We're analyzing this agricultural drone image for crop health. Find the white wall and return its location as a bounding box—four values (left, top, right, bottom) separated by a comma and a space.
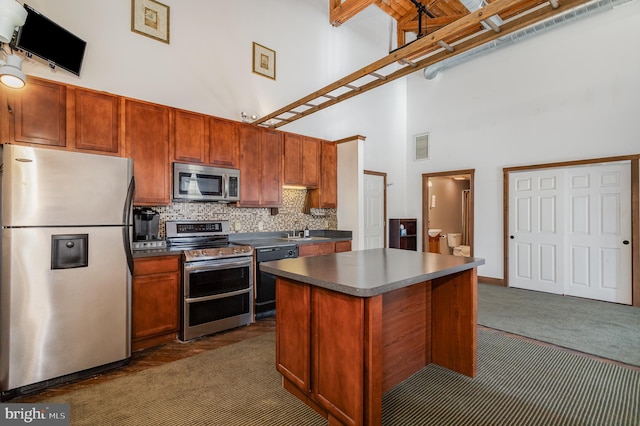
405, 0, 640, 279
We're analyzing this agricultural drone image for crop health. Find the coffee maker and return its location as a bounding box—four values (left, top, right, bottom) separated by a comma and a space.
133, 207, 160, 241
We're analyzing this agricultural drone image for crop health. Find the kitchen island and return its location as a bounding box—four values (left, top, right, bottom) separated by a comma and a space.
260, 248, 485, 426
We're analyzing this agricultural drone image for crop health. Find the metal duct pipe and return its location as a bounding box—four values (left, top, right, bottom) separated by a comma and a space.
423, 0, 634, 80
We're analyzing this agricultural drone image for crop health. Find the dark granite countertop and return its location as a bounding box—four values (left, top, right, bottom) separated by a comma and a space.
260, 248, 485, 297
132, 230, 352, 258
229, 230, 352, 248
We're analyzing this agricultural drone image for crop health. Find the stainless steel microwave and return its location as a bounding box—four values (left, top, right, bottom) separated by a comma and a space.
173, 163, 240, 202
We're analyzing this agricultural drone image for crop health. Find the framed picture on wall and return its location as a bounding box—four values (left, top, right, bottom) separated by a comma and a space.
253, 42, 276, 80
131, 0, 170, 44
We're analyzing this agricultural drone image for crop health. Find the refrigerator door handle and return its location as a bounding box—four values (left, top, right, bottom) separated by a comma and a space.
123, 177, 135, 275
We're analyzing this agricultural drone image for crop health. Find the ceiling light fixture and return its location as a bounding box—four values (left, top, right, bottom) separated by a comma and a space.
0, 52, 26, 89
240, 112, 258, 123
0, 0, 27, 43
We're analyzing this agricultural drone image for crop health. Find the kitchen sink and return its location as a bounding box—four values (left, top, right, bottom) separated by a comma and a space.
277, 236, 330, 242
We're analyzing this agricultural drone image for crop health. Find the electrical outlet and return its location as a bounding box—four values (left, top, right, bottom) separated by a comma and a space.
234, 221, 241, 231
258, 221, 263, 231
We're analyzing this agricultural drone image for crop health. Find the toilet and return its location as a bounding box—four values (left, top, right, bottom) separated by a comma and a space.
447, 233, 470, 257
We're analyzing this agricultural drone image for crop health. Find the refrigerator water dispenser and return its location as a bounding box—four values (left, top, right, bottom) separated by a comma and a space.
51, 234, 88, 269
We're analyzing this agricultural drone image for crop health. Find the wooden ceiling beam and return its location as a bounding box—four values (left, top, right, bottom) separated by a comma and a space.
399, 14, 465, 32
330, 0, 376, 26
255, 0, 591, 128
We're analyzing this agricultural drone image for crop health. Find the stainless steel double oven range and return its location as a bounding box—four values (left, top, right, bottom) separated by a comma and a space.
166, 220, 253, 341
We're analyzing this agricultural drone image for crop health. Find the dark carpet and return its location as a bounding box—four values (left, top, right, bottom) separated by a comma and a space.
44, 331, 639, 425
478, 283, 640, 367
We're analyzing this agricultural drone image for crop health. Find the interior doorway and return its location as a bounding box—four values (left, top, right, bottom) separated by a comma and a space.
363, 171, 387, 249
422, 170, 475, 256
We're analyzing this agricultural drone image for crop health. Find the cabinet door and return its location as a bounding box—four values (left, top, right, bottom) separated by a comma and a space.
302, 137, 320, 187
209, 117, 239, 168
298, 242, 335, 257
261, 129, 283, 207
276, 278, 311, 393
123, 99, 171, 205
238, 124, 262, 206
70, 87, 120, 155
335, 240, 352, 253
284, 133, 303, 185
310, 141, 337, 208
173, 109, 208, 163
132, 272, 180, 340
13, 77, 66, 147
320, 141, 337, 208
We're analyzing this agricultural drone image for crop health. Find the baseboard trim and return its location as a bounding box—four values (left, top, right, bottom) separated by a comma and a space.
478, 276, 504, 287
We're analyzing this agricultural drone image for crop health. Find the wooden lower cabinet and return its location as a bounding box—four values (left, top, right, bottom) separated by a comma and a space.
132, 255, 181, 351
298, 240, 352, 257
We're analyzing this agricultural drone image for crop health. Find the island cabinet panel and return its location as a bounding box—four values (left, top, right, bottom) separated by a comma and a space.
11, 76, 66, 147
431, 269, 478, 377
172, 109, 208, 164
209, 116, 239, 168
123, 98, 171, 206
275, 278, 311, 392
68, 87, 120, 155
381, 281, 431, 392
132, 256, 180, 351
312, 287, 365, 426
276, 277, 383, 426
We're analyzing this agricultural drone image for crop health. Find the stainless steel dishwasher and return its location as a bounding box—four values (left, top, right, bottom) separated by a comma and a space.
255, 245, 298, 319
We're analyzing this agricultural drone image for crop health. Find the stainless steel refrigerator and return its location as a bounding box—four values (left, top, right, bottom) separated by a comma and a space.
0, 144, 134, 399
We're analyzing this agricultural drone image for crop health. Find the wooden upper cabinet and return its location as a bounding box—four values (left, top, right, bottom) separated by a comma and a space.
12, 76, 66, 147
238, 124, 262, 206
209, 117, 239, 168
68, 87, 120, 155
261, 129, 283, 206
284, 133, 303, 185
172, 109, 208, 163
284, 134, 320, 187
310, 140, 337, 209
123, 98, 171, 206
238, 124, 283, 207
302, 137, 320, 187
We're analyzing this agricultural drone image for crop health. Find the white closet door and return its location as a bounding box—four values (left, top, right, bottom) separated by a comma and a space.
508, 161, 632, 304
565, 162, 632, 304
508, 168, 565, 294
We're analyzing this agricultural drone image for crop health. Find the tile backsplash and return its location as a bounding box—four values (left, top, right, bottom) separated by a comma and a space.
148, 189, 337, 239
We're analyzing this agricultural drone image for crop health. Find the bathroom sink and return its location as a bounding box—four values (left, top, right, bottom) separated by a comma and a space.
277, 236, 330, 242
428, 229, 442, 237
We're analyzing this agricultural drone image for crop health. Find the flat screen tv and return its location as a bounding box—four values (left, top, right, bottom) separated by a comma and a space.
10, 4, 86, 76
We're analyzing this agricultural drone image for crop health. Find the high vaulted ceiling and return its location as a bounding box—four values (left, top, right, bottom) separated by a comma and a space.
254, 0, 594, 128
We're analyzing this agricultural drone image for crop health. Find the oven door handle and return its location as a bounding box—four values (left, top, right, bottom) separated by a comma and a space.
186, 288, 251, 304
184, 259, 252, 273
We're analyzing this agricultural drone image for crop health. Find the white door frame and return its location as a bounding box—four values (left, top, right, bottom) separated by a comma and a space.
503, 155, 640, 307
